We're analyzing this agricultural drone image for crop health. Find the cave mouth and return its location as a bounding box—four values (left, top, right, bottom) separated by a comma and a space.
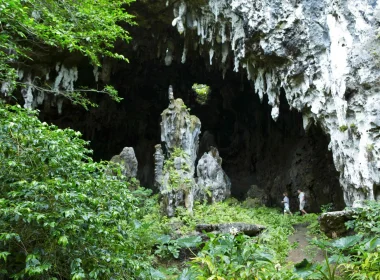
39, 44, 345, 213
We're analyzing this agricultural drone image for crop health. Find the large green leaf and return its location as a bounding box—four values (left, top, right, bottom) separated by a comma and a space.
156, 234, 171, 244
177, 268, 199, 280
176, 235, 202, 248
294, 258, 317, 278
364, 237, 380, 252
331, 235, 362, 249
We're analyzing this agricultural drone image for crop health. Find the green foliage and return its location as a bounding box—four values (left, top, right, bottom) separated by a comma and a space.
309, 201, 380, 279
192, 83, 210, 105
162, 148, 192, 192
346, 200, 380, 236
366, 144, 375, 152
0, 104, 159, 279
321, 203, 334, 213
242, 197, 263, 208
155, 235, 201, 259
0, 0, 134, 105
170, 199, 309, 262
295, 254, 342, 280
339, 125, 348, 132
186, 233, 299, 280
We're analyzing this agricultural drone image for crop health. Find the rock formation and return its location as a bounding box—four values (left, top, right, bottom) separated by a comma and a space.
167, 0, 380, 205
155, 87, 201, 216
195, 147, 231, 203
319, 210, 354, 238
110, 147, 138, 179
196, 223, 266, 237
155, 87, 231, 216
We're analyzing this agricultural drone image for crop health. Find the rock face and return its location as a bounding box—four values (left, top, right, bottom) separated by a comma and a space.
195, 147, 231, 203
245, 185, 269, 206
319, 210, 354, 238
155, 88, 232, 216
110, 147, 138, 179
155, 91, 201, 216
196, 223, 266, 237
168, 0, 380, 205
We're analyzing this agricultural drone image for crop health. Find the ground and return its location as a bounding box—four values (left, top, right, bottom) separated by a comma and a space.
287, 223, 325, 264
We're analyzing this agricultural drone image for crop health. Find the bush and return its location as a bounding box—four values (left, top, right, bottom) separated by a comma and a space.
192, 83, 210, 105
0, 104, 157, 279
308, 201, 380, 279
181, 233, 299, 280
346, 200, 380, 236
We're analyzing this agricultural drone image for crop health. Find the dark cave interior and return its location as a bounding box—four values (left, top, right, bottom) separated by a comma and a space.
37, 52, 345, 213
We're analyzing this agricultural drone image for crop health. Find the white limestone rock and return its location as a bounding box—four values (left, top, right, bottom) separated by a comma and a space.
170, 0, 380, 206
110, 147, 138, 179
195, 147, 231, 203
155, 91, 201, 216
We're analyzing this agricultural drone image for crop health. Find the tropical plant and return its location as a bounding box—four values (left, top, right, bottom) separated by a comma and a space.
0, 103, 159, 279
182, 232, 299, 280
0, 0, 135, 106
155, 235, 201, 259
162, 148, 192, 192
192, 83, 210, 105
312, 235, 380, 279
346, 200, 380, 236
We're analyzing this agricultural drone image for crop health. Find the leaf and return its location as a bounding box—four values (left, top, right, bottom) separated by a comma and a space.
252, 251, 273, 262
331, 235, 362, 249
156, 235, 171, 244
0, 251, 10, 261
149, 268, 166, 279
294, 259, 317, 278
58, 236, 69, 247
364, 237, 380, 252
177, 268, 198, 280
176, 236, 202, 248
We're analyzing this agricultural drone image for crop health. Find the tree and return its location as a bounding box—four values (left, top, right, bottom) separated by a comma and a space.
0, 0, 135, 107
0, 103, 158, 279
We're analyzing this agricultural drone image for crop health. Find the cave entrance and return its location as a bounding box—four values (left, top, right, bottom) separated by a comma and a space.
194, 84, 345, 212
39, 46, 345, 213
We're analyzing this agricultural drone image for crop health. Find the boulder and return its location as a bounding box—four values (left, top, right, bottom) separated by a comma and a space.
319, 210, 354, 238
110, 147, 138, 179
195, 147, 231, 203
196, 222, 266, 237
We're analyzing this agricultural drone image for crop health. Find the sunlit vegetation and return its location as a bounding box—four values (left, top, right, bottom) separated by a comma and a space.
0, 0, 135, 106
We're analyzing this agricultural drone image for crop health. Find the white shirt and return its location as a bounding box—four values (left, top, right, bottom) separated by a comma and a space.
298, 192, 305, 202
283, 196, 289, 207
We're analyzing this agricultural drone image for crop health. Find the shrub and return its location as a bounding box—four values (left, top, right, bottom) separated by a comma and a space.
346, 200, 380, 236
192, 83, 210, 105
339, 125, 348, 132
0, 104, 157, 279
309, 201, 380, 279
181, 233, 299, 280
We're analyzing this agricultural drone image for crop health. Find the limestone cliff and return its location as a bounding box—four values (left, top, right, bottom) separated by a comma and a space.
166, 0, 380, 205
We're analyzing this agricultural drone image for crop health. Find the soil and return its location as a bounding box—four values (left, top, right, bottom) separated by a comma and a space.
287, 223, 325, 264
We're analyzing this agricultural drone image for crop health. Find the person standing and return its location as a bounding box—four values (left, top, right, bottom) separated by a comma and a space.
298, 189, 307, 215
281, 192, 292, 215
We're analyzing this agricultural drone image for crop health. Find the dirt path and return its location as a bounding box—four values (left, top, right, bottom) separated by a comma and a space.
287, 223, 325, 264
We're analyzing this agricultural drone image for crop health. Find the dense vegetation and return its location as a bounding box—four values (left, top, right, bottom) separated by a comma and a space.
0, 103, 161, 278
1, 104, 379, 279
1, 1, 379, 279
0, 0, 134, 106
